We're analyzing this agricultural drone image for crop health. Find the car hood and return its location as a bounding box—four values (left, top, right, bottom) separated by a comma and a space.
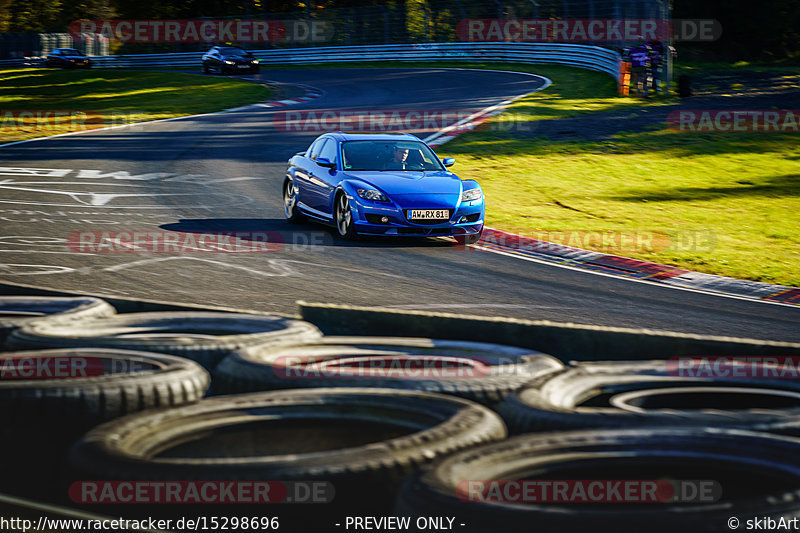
63, 55, 88, 59
341, 170, 463, 196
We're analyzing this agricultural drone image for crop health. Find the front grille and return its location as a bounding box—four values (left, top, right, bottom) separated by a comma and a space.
404, 209, 453, 225
398, 227, 452, 236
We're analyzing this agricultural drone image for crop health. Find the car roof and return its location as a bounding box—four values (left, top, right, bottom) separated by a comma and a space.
326, 132, 421, 142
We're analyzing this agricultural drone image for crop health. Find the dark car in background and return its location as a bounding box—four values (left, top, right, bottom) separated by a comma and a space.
44, 48, 92, 69
202, 46, 260, 75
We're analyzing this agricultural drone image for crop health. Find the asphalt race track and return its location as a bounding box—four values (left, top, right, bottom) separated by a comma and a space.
0, 68, 798, 342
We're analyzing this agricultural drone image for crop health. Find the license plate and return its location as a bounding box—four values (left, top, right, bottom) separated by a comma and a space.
408, 209, 449, 220
237, 65, 250, 68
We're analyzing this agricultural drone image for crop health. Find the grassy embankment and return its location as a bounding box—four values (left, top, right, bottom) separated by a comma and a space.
0, 68, 273, 143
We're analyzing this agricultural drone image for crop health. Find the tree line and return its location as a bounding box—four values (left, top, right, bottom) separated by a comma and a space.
1, 0, 797, 60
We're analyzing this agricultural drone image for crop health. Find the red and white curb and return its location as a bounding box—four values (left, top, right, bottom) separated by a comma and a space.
424, 69, 551, 148
473, 228, 800, 306
426, 107, 507, 147
223, 83, 325, 112
253, 83, 325, 108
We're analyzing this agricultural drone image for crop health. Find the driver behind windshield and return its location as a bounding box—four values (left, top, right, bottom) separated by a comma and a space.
383, 144, 422, 170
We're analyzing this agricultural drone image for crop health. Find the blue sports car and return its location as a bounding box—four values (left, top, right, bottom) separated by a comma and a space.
283, 132, 484, 244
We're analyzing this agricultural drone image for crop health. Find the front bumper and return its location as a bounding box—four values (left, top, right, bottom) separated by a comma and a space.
223, 63, 259, 73
350, 197, 484, 237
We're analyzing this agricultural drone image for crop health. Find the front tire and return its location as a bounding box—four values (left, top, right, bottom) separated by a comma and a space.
334, 192, 357, 240
283, 178, 305, 223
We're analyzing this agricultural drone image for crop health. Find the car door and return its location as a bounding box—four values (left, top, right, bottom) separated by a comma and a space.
306, 138, 340, 213
47, 50, 61, 67
210, 48, 223, 70
293, 138, 324, 214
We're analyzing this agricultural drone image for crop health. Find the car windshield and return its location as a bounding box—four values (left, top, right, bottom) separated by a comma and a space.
341, 140, 445, 172
61, 49, 83, 56
221, 48, 250, 56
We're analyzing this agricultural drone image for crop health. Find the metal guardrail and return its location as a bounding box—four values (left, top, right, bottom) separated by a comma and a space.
0, 42, 622, 80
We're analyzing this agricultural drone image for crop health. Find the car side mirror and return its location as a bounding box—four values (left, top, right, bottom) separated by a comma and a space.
442, 158, 455, 167
316, 157, 336, 168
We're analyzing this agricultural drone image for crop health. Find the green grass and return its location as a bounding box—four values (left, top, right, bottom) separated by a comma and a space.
0, 68, 273, 142
444, 131, 799, 286
418, 62, 800, 287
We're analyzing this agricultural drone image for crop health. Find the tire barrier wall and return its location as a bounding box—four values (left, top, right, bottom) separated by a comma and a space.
497, 360, 800, 434
6, 311, 323, 370
396, 428, 800, 533
0, 296, 116, 344
68, 388, 507, 526
212, 337, 564, 405
298, 301, 800, 360
0, 347, 210, 500
2, 283, 800, 531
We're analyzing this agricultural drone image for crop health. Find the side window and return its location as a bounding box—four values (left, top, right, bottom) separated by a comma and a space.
308, 138, 326, 160
318, 139, 338, 164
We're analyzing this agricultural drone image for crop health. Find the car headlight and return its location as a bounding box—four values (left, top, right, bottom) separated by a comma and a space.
357, 189, 389, 202
224, 60, 234, 65
251, 59, 259, 64
461, 188, 482, 202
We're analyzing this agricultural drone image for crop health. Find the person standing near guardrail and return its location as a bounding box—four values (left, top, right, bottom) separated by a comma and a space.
629, 40, 652, 98
647, 39, 664, 94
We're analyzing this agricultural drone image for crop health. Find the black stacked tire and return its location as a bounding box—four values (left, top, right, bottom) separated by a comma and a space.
213, 336, 564, 405
396, 428, 800, 533
498, 360, 800, 434
0, 296, 115, 347
68, 388, 507, 527
1, 348, 209, 424
6, 311, 322, 370
0, 348, 209, 500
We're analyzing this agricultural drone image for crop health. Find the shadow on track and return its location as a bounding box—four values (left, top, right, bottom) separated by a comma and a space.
159, 218, 463, 249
